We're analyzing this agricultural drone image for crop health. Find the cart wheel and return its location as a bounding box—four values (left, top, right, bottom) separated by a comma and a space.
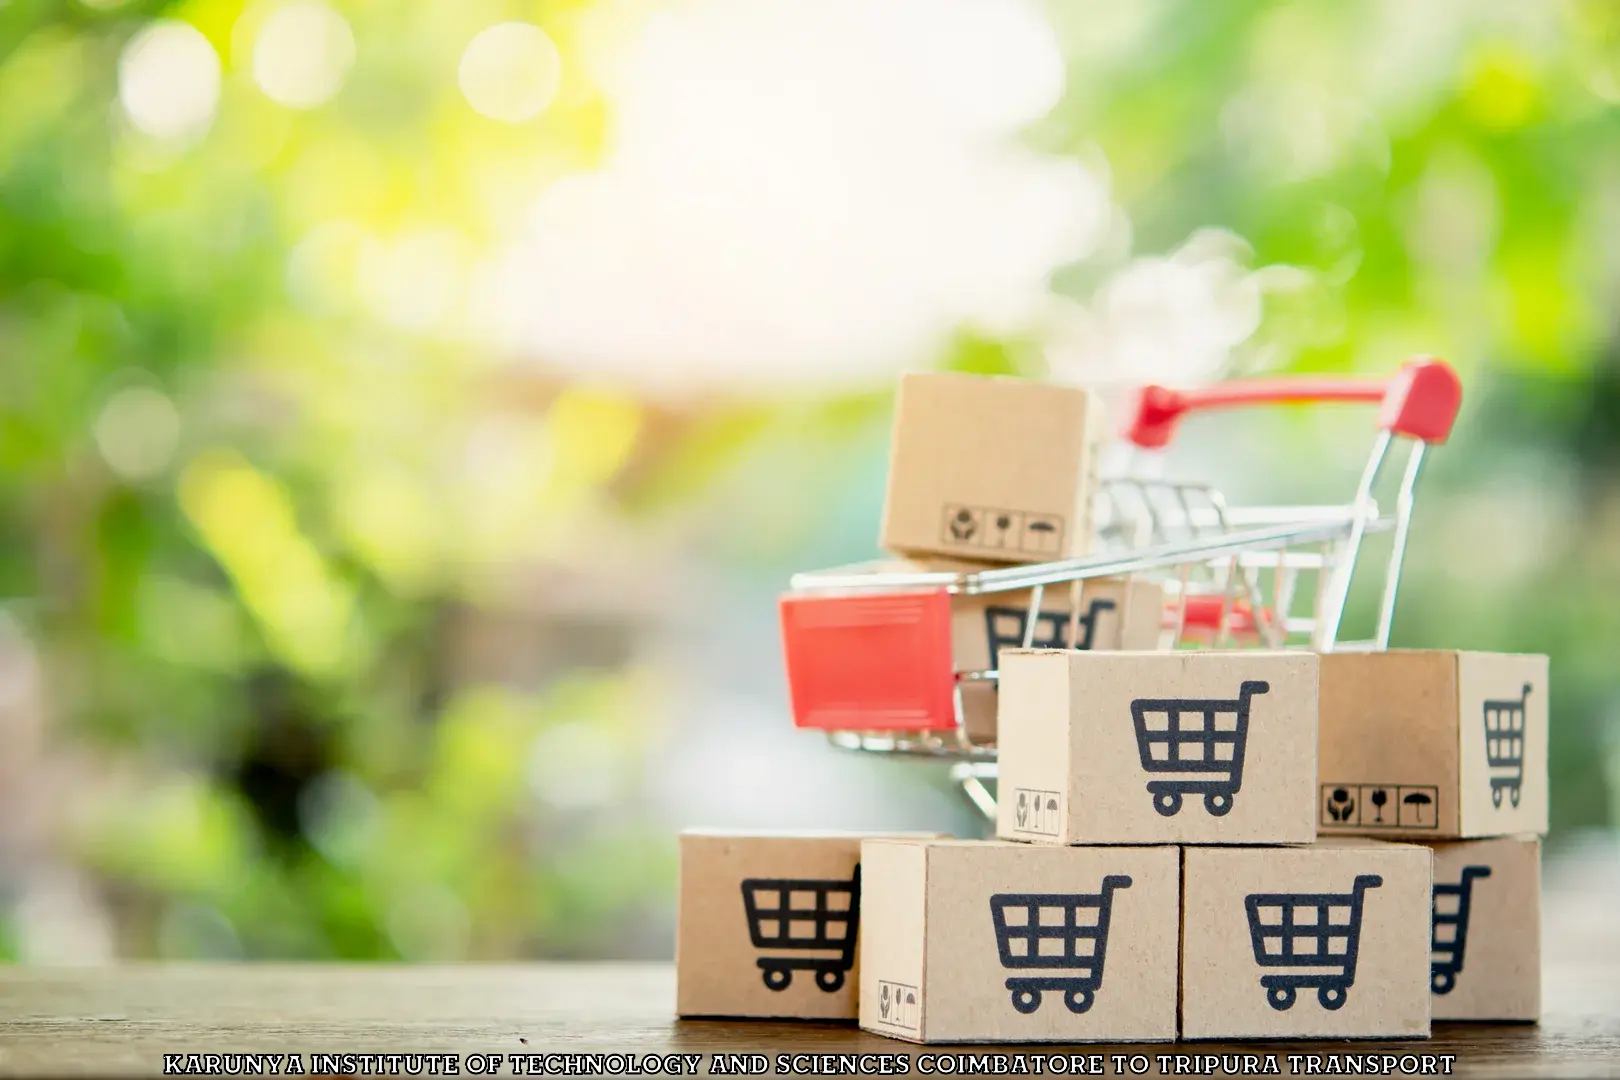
763, 969, 791, 991
1432, 970, 1456, 995
1063, 988, 1095, 1014
1203, 792, 1234, 817
1265, 986, 1296, 1011
1318, 986, 1347, 1010
1492, 787, 1503, 808
1510, 786, 1521, 808
1153, 791, 1183, 817
816, 969, 845, 993
1010, 989, 1042, 1014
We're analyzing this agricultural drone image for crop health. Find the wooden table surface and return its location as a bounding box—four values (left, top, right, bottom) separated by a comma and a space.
0, 962, 1616, 1078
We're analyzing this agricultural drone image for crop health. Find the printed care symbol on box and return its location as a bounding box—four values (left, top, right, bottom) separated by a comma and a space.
989, 876, 1132, 1016
1245, 875, 1382, 1012
876, 980, 919, 1032
1432, 866, 1492, 995
1130, 680, 1268, 818
738, 867, 860, 993
1012, 788, 1061, 836
939, 504, 1065, 556
1318, 784, 1439, 828
1019, 514, 1063, 556
1483, 683, 1532, 808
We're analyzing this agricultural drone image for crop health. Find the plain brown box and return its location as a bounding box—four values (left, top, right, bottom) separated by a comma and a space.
1317, 651, 1549, 840
879, 373, 1105, 564
676, 830, 943, 1020
1429, 835, 1540, 1021
995, 649, 1318, 845
1181, 840, 1432, 1040
858, 839, 1178, 1043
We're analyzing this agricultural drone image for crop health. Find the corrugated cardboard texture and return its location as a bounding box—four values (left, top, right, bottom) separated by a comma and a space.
1317, 651, 1549, 839
859, 840, 1178, 1043
1182, 840, 1432, 1040
676, 831, 942, 1020
1456, 653, 1549, 837
1429, 836, 1540, 1021
879, 373, 1103, 563
1318, 651, 1460, 838
996, 650, 1318, 845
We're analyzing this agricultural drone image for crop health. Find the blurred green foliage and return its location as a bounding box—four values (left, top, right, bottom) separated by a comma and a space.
0, 0, 1616, 960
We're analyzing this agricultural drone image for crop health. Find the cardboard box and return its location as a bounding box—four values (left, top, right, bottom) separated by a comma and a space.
858, 839, 1178, 1043
995, 649, 1318, 845
1182, 840, 1432, 1040
1317, 651, 1549, 839
1428, 835, 1540, 1021
676, 830, 943, 1020
880, 373, 1105, 563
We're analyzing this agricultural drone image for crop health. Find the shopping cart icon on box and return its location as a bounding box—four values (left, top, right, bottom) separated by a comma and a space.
1131, 680, 1269, 817
1484, 684, 1532, 808
1432, 865, 1491, 995
985, 597, 1117, 672
1245, 874, 1382, 1011
989, 875, 1132, 1016
740, 867, 860, 993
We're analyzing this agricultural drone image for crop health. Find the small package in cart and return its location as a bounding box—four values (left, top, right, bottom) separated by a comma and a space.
858, 839, 1178, 1043
880, 372, 1106, 563
995, 648, 1319, 845
1427, 835, 1540, 1021
1181, 839, 1432, 1040
1317, 650, 1549, 839
676, 829, 943, 1020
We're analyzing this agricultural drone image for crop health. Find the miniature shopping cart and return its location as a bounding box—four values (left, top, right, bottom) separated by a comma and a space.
989, 875, 1133, 1015
1131, 679, 1269, 817
1484, 684, 1532, 808
1245, 874, 1383, 1011
1432, 865, 1492, 995
778, 360, 1463, 820
740, 868, 860, 992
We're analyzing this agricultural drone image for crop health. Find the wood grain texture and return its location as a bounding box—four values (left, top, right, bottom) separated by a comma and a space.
0, 962, 1615, 1078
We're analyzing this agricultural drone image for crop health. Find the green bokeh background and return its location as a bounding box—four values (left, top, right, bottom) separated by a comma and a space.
0, 0, 1616, 960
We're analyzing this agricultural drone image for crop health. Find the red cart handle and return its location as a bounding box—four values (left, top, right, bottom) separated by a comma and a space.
1125, 357, 1462, 450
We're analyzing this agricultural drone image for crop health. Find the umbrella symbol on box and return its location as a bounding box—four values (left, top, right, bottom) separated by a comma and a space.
1402, 791, 1433, 826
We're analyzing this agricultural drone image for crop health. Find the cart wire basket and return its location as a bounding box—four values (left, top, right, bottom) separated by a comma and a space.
1484, 684, 1532, 808
989, 875, 1133, 1016
1431, 865, 1492, 995
1131, 679, 1269, 818
779, 359, 1463, 820
1244, 874, 1383, 1011
739, 867, 860, 993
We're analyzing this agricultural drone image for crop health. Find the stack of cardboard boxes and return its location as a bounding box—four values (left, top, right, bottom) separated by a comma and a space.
676, 372, 1546, 1043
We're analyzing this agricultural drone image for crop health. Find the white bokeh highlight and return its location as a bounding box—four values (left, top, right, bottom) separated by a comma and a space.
485, 0, 1109, 393
458, 22, 563, 124
252, 1, 356, 110
118, 20, 222, 143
